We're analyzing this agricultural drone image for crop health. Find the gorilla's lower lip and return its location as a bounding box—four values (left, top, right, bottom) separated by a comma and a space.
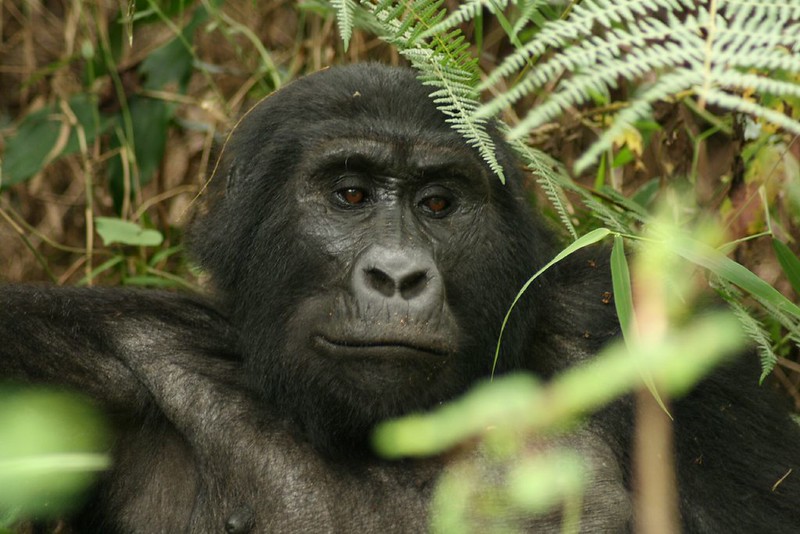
312, 335, 447, 359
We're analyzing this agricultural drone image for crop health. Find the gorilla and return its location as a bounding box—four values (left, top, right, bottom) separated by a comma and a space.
2, 63, 800, 533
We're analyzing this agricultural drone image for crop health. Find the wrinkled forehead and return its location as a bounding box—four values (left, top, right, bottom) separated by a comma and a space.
296, 134, 490, 184
229, 68, 484, 174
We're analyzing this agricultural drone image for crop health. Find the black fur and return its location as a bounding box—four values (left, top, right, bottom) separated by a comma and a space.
2, 64, 799, 532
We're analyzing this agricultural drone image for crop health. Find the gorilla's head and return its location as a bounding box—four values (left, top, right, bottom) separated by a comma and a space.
190, 64, 558, 455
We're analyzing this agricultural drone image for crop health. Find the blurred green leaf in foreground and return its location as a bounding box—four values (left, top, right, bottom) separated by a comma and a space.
0, 388, 110, 526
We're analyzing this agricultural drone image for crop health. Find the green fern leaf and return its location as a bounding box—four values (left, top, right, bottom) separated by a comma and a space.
511, 139, 578, 239
419, 0, 511, 39
361, 0, 506, 182
331, 0, 357, 51
480, 0, 800, 173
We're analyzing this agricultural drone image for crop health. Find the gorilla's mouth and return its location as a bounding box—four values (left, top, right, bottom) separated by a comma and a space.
312, 335, 448, 359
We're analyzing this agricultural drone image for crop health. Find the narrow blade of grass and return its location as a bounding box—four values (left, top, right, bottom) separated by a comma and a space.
492, 228, 613, 376
610, 235, 670, 418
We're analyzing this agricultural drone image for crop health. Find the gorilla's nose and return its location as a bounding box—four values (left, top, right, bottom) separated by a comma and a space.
352, 246, 444, 314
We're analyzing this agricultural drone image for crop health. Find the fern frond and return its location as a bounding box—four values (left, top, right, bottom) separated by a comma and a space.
752, 292, 800, 339
361, 0, 506, 182
510, 139, 578, 239
331, 0, 357, 51
510, 0, 551, 39
481, 0, 695, 90
480, 0, 800, 173
703, 89, 800, 136
712, 257, 800, 378
715, 72, 800, 100
573, 70, 702, 172
572, 191, 631, 234
479, 17, 702, 119
549, 172, 634, 234
712, 277, 791, 380
419, 0, 511, 40
729, 294, 779, 380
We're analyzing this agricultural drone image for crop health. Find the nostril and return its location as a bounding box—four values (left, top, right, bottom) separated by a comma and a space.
365, 268, 395, 297
399, 271, 428, 300
353, 247, 442, 307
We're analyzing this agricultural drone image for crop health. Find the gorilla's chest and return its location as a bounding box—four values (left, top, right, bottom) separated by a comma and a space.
91, 416, 434, 533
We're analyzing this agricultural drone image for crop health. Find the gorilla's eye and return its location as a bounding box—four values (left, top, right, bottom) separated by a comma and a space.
417, 187, 455, 218
335, 187, 368, 207
422, 196, 450, 214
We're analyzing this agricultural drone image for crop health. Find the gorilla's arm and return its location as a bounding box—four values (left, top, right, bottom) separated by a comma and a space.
673, 358, 800, 531
0, 286, 236, 410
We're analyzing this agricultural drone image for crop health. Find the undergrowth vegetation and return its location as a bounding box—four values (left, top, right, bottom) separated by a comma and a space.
1, 1, 799, 531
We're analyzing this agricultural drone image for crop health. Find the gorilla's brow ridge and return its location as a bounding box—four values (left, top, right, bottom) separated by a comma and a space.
308, 137, 488, 187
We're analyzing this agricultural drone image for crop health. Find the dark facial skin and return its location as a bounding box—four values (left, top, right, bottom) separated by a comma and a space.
294, 137, 479, 360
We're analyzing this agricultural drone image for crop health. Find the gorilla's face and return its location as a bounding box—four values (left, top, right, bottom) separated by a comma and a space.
285, 136, 493, 390
191, 65, 550, 454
